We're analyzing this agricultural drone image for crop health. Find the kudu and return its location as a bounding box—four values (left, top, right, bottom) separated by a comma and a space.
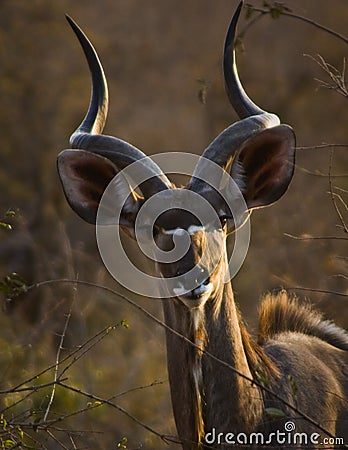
57, 2, 348, 449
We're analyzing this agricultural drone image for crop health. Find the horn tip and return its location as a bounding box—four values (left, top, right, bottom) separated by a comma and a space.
65, 14, 83, 37
65, 14, 75, 27
226, 1, 243, 49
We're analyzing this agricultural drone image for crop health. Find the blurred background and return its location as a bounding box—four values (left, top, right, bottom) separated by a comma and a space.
0, 0, 347, 448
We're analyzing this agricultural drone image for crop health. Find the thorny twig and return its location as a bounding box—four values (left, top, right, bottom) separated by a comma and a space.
43, 297, 74, 422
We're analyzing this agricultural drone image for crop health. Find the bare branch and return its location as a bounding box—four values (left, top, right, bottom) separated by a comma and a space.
328, 149, 348, 233
297, 143, 348, 151
245, 3, 348, 45
44, 297, 74, 422
288, 286, 348, 298
57, 382, 180, 446
305, 54, 348, 98
284, 233, 348, 241
329, 191, 348, 212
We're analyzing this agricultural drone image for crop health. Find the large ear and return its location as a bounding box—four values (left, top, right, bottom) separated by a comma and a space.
57, 149, 141, 234
230, 125, 296, 209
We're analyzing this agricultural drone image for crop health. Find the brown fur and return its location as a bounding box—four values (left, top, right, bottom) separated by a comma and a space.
258, 290, 348, 350
238, 308, 280, 379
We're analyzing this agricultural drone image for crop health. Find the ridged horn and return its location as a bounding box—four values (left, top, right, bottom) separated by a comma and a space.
66, 15, 172, 197
190, 1, 281, 189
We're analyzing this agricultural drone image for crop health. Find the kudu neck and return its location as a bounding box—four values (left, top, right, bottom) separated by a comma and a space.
202, 280, 264, 437
162, 271, 269, 449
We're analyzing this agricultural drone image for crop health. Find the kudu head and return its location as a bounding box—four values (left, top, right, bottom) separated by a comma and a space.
58, 2, 295, 309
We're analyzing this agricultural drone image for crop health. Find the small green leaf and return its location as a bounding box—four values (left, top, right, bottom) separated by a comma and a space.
0, 221, 12, 230
5, 209, 16, 218
287, 375, 298, 396
255, 367, 270, 386
87, 400, 102, 408
0, 209, 17, 231
0, 273, 28, 299
0, 414, 7, 430
117, 437, 128, 449
16, 425, 24, 440
265, 407, 286, 418
120, 319, 129, 329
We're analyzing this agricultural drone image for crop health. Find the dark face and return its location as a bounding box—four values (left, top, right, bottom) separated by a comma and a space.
153, 208, 227, 309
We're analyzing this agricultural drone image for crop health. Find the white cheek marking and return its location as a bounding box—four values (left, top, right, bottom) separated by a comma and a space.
175, 228, 186, 236
163, 225, 205, 235
163, 227, 181, 235
187, 225, 205, 234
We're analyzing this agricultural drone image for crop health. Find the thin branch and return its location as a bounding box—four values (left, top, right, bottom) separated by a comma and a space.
44, 298, 74, 422
11, 380, 180, 447
284, 233, 348, 241
336, 186, 348, 195
46, 429, 70, 450
288, 286, 348, 298
329, 149, 348, 233
7, 324, 116, 392
330, 192, 348, 212
305, 54, 348, 98
57, 323, 119, 381
246, 4, 348, 45
57, 382, 180, 446
297, 143, 348, 151
335, 255, 348, 261
114, 379, 166, 399
332, 274, 348, 282
0, 378, 68, 395
296, 166, 348, 178
237, 8, 267, 40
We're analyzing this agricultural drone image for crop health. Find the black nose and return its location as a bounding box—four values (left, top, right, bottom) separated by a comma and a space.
188, 276, 211, 299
